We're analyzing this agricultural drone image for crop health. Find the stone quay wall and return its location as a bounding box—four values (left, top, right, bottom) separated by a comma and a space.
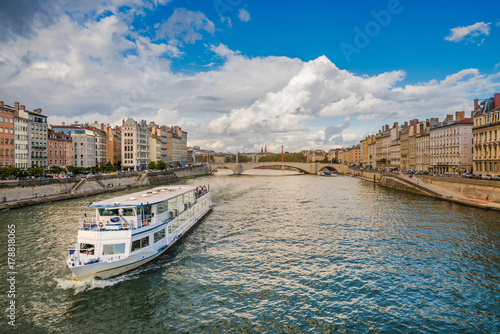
0, 166, 207, 209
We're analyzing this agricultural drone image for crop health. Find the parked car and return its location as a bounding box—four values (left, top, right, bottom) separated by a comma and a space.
474, 174, 483, 179
491, 175, 500, 181
481, 174, 492, 180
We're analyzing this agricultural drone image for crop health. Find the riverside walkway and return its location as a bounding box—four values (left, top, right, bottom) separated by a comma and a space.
392, 173, 500, 212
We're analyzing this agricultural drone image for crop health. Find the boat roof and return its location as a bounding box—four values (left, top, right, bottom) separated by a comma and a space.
89, 185, 197, 208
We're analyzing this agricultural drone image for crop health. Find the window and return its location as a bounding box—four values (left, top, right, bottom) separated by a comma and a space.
154, 229, 165, 243
131, 236, 149, 252
102, 243, 126, 255
98, 208, 135, 216
80, 243, 95, 255
157, 200, 169, 214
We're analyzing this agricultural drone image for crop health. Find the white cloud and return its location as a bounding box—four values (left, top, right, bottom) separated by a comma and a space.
444, 21, 491, 43
1, 5, 499, 153
209, 43, 239, 58
155, 8, 215, 45
495, 62, 500, 69
238, 9, 251, 22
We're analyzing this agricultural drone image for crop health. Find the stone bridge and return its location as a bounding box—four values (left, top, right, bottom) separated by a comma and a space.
209, 162, 349, 175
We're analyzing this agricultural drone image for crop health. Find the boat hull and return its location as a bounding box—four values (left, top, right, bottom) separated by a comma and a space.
68, 201, 212, 282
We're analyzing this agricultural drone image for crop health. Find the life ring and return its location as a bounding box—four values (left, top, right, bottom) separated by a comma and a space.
144, 220, 149, 226
83, 220, 86, 227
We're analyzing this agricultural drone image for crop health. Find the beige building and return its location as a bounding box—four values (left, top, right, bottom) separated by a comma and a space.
167, 126, 187, 166
375, 125, 391, 168
121, 118, 150, 171
399, 123, 409, 170
408, 119, 419, 171
416, 133, 430, 172
430, 112, 473, 174
14, 106, 29, 168
53, 124, 97, 168
390, 123, 400, 168
367, 140, 376, 167
473, 94, 500, 174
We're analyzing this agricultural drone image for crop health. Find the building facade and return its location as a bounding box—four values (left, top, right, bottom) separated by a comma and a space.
53, 124, 97, 168
48, 129, 73, 167
430, 112, 473, 174
121, 118, 150, 171
167, 126, 187, 166
473, 94, 500, 174
0, 102, 15, 167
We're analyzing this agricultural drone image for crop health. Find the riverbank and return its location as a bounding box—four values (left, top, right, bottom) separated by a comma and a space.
0, 166, 207, 211
349, 168, 500, 212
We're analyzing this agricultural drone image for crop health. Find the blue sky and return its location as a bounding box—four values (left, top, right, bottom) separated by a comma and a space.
0, 0, 499, 152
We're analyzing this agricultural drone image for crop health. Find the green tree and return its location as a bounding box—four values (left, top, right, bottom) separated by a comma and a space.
27, 165, 46, 177
157, 160, 167, 170
148, 161, 158, 170
227, 154, 251, 163
258, 153, 307, 163
48, 165, 66, 175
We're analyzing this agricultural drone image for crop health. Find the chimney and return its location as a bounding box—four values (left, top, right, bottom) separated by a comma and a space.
455, 111, 465, 122
20, 105, 25, 110
74, 121, 78, 125
122, 119, 125, 125
14, 102, 19, 111
474, 98, 479, 112
404, 121, 408, 127
385, 124, 389, 131
62, 122, 65, 126
495, 93, 500, 109
0, 101, 3, 107
445, 115, 453, 122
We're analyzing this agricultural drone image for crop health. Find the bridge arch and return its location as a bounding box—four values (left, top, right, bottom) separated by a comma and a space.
211, 166, 234, 175
318, 165, 339, 173
242, 164, 310, 174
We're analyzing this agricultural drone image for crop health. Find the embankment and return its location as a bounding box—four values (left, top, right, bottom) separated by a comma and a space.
0, 166, 208, 210
347, 167, 500, 210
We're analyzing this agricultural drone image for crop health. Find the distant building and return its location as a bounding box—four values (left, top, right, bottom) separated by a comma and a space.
0, 101, 15, 167
121, 118, 150, 171
473, 94, 500, 174
167, 126, 187, 166
48, 129, 73, 167
430, 112, 473, 174
53, 123, 97, 168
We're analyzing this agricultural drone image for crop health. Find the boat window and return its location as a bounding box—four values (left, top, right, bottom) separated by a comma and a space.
80, 243, 95, 255
102, 243, 126, 255
131, 236, 150, 252
154, 229, 166, 243
168, 197, 177, 209
98, 208, 135, 216
183, 193, 190, 203
180, 215, 186, 226
168, 224, 172, 234
157, 201, 168, 214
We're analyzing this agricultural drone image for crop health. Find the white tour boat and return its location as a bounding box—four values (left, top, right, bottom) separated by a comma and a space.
67, 185, 212, 281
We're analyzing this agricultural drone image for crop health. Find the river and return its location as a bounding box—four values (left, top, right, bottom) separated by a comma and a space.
0, 174, 499, 333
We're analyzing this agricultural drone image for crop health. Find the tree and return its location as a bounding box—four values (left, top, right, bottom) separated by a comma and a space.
148, 161, 157, 170
27, 165, 46, 177
227, 154, 251, 163
157, 160, 167, 170
48, 166, 66, 175
258, 153, 307, 163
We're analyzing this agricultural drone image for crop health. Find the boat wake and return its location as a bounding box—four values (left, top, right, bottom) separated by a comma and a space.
54, 273, 137, 294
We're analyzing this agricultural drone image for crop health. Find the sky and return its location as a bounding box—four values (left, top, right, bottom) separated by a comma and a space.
0, 0, 499, 153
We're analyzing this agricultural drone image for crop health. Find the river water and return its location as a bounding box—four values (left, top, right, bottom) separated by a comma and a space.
1, 175, 499, 333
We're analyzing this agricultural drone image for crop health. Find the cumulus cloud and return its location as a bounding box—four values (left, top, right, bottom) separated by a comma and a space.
444, 21, 491, 44
1, 3, 498, 153
155, 8, 215, 44
206, 56, 498, 151
238, 9, 251, 22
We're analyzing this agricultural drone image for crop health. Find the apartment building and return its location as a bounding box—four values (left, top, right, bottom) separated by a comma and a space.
0, 102, 15, 167
400, 123, 409, 170
48, 129, 73, 167
53, 124, 97, 168
167, 126, 187, 166
473, 94, 500, 174
121, 118, 150, 171
375, 125, 391, 168
390, 123, 400, 168
430, 112, 473, 174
